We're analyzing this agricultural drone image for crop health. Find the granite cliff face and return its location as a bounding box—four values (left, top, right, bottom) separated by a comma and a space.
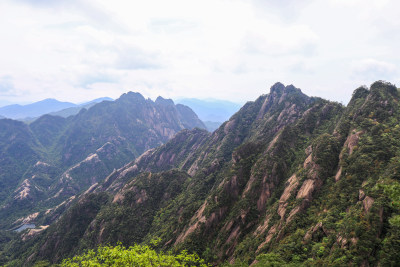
3, 82, 400, 267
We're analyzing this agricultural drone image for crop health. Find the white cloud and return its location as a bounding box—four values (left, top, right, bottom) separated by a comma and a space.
0, 76, 16, 96
241, 24, 318, 56
351, 59, 397, 80
0, 0, 399, 104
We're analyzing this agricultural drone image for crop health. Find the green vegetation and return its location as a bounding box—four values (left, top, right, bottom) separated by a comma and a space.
58, 243, 208, 267
3, 82, 400, 266
0, 92, 205, 230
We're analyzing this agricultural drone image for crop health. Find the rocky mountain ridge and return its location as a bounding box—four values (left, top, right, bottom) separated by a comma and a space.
0, 92, 205, 232
3, 81, 400, 267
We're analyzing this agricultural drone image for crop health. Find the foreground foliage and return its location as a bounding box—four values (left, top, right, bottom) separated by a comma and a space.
58, 243, 208, 267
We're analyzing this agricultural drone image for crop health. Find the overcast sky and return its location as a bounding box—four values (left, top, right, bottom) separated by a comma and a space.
0, 0, 399, 105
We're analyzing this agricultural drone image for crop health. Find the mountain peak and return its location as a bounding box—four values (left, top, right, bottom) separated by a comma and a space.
270, 82, 285, 94
348, 81, 399, 108
285, 84, 302, 94
370, 80, 398, 97
256, 82, 310, 120
155, 96, 175, 106
39, 98, 58, 102
119, 92, 146, 103
269, 82, 302, 95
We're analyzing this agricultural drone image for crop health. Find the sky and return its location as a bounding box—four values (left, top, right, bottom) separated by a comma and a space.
0, 0, 399, 106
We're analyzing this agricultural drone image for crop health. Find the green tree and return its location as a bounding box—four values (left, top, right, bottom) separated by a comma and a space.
59, 243, 208, 267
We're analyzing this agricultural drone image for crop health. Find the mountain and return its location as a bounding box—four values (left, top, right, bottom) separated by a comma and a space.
47, 97, 113, 118
203, 120, 223, 132
0, 97, 114, 121
0, 100, 12, 108
3, 81, 400, 267
0, 119, 42, 205
0, 92, 205, 234
78, 97, 114, 106
176, 98, 241, 131
0, 99, 76, 119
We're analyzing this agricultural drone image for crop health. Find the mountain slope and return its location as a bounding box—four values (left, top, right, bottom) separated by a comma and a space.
4, 82, 400, 267
0, 92, 206, 232
58, 93, 205, 167
0, 119, 42, 208
8, 82, 336, 264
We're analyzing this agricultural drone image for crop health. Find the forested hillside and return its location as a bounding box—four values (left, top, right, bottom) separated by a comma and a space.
0, 92, 205, 234
2, 81, 400, 267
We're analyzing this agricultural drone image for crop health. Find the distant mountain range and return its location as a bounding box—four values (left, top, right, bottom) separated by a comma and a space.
0, 97, 113, 120
47, 97, 113, 118
0, 99, 75, 119
176, 98, 241, 131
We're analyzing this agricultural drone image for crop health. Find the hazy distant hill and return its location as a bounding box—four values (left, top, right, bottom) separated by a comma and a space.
0, 97, 114, 121
0, 99, 76, 119
0, 100, 12, 108
176, 98, 241, 131
203, 120, 222, 132
48, 97, 113, 118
